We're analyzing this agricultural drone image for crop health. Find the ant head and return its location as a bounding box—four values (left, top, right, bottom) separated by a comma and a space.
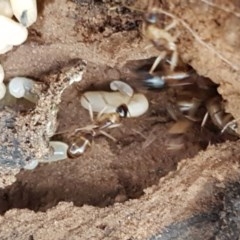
116, 104, 129, 118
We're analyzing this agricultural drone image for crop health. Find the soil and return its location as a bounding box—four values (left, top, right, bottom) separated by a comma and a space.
1, 0, 240, 239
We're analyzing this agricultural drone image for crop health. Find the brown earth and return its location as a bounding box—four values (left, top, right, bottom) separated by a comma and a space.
1, 0, 240, 239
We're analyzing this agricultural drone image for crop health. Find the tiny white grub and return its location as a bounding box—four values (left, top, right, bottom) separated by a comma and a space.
127, 93, 149, 117
81, 91, 149, 118
0, 15, 28, 45
0, 43, 13, 54
110, 80, 134, 97
23, 159, 39, 170
10, 0, 37, 27
8, 77, 38, 103
0, 64, 4, 83
43, 141, 69, 162
23, 141, 69, 170
0, 82, 6, 100
0, 0, 13, 18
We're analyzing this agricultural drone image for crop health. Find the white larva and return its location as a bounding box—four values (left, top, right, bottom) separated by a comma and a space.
23, 141, 69, 170
43, 141, 69, 163
23, 159, 39, 170
0, 43, 13, 54
81, 91, 149, 118
110, 80, 134, 97
10, 0, 37, 27
8, 77, 38, 103
0, 15, 28, 46
0, 0, 13, 18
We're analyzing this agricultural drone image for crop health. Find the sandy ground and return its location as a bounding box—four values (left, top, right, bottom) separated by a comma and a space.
1, 0, 240, 239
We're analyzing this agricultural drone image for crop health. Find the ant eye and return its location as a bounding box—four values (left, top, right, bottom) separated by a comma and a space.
116, 104, 128, 118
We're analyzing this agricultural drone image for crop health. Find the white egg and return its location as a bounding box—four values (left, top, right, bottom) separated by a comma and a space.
0, 0, 13, 18
0, 15, 28, 46
81, 91, 149, 117
10, 0, 37, 27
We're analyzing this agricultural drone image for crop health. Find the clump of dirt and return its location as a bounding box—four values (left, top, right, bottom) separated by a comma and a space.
71, 0, 142, 42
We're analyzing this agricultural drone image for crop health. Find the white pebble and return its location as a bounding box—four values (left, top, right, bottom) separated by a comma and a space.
0, 64, 4, 83
10, 0, 37, 27
0, 15, 28, 46
0, 82, 6, 100
8, 77, 38, 103
0, 43, 13, 54
110, 80, 134, 97
81, 91, 149, 117
0, 0, 13, 18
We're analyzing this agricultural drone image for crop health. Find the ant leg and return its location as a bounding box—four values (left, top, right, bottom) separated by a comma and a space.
107, 123, 122, 129
99, 130, 117, 142
201, 112, 209, 129
169, 49, 178, 72
149, 51, 167, 74
87, 101, 94, 123
97, 106, 108, 120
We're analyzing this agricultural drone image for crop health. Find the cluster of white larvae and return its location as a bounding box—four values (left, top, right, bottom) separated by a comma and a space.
0, 0, 37, 100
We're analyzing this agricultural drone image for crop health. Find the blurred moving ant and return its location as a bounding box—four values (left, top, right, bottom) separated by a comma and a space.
142, 0, 179, 73
204, 97, 239, 137
138, 58, 239, 150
